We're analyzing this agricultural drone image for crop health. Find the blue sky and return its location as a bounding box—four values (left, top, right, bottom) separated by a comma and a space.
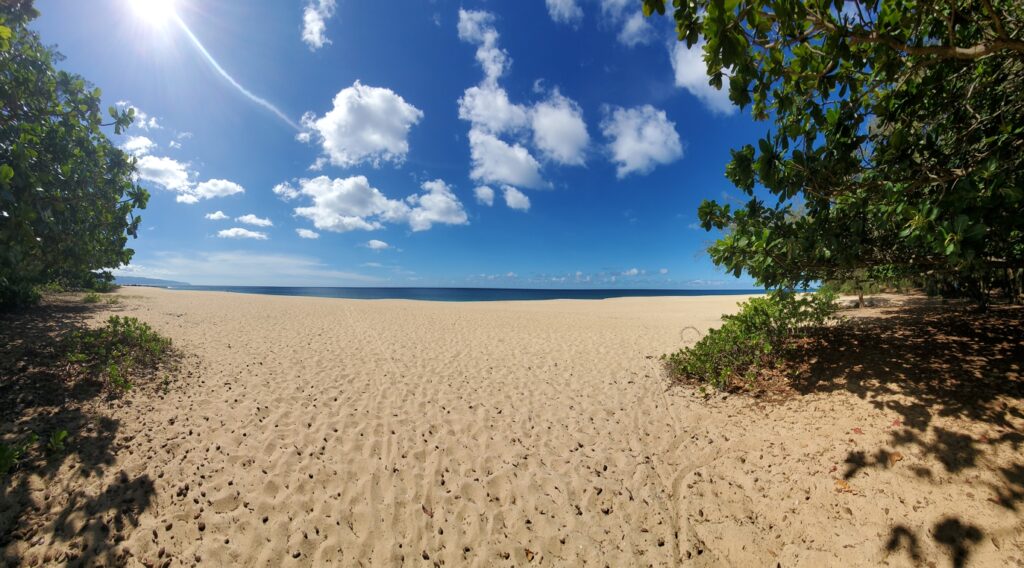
33, 0, 762, 288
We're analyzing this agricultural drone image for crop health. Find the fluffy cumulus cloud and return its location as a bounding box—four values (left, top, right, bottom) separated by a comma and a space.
474, 186, 495, 206
205, 211, 228, 221
302, 0, 337, 50
670, 41, 736, 116
296, 228, 320, 239
468, 129, 545, 189
365, 239, 390, 250
236, 214, 273, 227
289, 175, 467, 233
503, 186, 530, 212
543, 0, 652, 45
406, 179, 470, 232
545, 0, 583, 25
135, 155, 192, 192
457, 9, 510, 85
272, 182, 300, 201
617, 12, 655, 47
659, 268, 669, 275
531, 90, 589, 166
121, 136, 155, 156
458, 84, 528, 136
301, 81, 424, 168
457, 9, 592, 202
601, 105, 683, 177
217, 227, 268, 240
180, 179, 245, 204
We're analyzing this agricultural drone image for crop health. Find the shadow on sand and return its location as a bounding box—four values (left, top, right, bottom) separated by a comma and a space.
789, 299, 1024, 567
0, 296, 156, 565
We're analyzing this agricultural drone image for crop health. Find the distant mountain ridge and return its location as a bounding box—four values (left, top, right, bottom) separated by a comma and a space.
114, 276, 190, 287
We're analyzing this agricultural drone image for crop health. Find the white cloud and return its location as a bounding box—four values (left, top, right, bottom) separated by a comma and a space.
531, 90, 589, 166
135, 155, 192, 192
622, 267, 641, 276
670, 41, 736, 115
598, 0, 654, 47
205, 211, 228, 221
474, 186, 495, 206
122, 135, 156, 156
601, 105, 683, 177
545, 0, 583, 25
503, 186, 530, 211
617, 12, 654, 47
218, 227, 268, 240
659, 268, 669, 275
293, 175, 402, 232
188, 179, 245, 202
296, 228, 320, 239
468, 129, 545, 189
457, 9, 509, 84
365, 239, 390, 250
168, 140, 182, 149
290, 175, 466, 233
599, 0, 631, 17
301, 81, 424, 168
272, 181, 300, 201
236, 214, 273, 227
406, 179, 469, 232
458, 84, 529, 136
302, 0, 337, 50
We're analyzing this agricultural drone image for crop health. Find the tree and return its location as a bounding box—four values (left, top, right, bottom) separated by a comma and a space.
0, 1, 147, 308
644, 0, 1024, 304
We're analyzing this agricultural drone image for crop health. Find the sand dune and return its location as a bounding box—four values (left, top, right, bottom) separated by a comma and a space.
3, 287, 1022, 566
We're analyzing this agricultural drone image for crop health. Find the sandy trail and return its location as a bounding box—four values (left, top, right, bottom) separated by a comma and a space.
3, 287, 1022, 566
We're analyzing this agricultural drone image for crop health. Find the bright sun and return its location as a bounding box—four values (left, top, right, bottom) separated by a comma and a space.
128, 0, 178, 29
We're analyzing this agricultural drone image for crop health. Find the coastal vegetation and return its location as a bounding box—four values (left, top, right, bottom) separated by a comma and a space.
0, 1, 146, 309
645, 0, 1024, 306
664, 289, 838, 390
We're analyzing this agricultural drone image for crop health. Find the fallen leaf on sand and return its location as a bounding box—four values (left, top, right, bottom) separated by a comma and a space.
835, 479, 854, 493
422, 505, 433, 518
829, 465, 837, 473
887, 452, 904, 466
525, 548, 536, 562
852, 427, 864, 435
891, 419, 903, 428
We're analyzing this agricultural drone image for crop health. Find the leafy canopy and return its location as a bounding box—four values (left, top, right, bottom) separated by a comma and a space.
644, 0, 1024, 300
0, 1, 146, 308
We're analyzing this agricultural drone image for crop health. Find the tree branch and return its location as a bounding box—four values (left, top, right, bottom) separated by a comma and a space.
847, 33, 1024, 60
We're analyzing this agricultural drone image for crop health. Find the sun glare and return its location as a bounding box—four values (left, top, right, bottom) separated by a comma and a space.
128, 0, 178, 29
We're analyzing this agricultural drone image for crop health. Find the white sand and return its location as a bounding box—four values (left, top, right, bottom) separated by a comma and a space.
5, 287, 1022, 566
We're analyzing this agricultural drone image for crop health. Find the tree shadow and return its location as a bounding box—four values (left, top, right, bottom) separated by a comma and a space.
785, 300, 1024, 565
0, 296, 155, 565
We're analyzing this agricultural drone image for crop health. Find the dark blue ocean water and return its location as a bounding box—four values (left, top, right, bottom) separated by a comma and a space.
161, 286, 763, 302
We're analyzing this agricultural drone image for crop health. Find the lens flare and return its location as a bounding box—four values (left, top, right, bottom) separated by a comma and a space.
128, 0, 178, 29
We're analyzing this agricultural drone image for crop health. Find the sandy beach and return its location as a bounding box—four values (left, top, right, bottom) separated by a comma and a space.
2, 287, 1022, 566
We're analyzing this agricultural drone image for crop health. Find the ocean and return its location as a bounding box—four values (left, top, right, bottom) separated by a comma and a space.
155, 286, 764, 302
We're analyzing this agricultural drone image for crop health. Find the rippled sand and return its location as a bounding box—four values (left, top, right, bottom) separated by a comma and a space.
4, 287, 1022, 566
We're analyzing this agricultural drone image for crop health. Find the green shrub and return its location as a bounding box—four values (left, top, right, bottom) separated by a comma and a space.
664, 290, 839, 390
66, 316, 172, 393
82, 292, 101, 304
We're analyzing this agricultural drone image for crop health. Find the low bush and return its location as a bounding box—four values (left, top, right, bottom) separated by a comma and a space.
66, 316, 173, 393
663, 290, 839, 390
82, 292, 101, 304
